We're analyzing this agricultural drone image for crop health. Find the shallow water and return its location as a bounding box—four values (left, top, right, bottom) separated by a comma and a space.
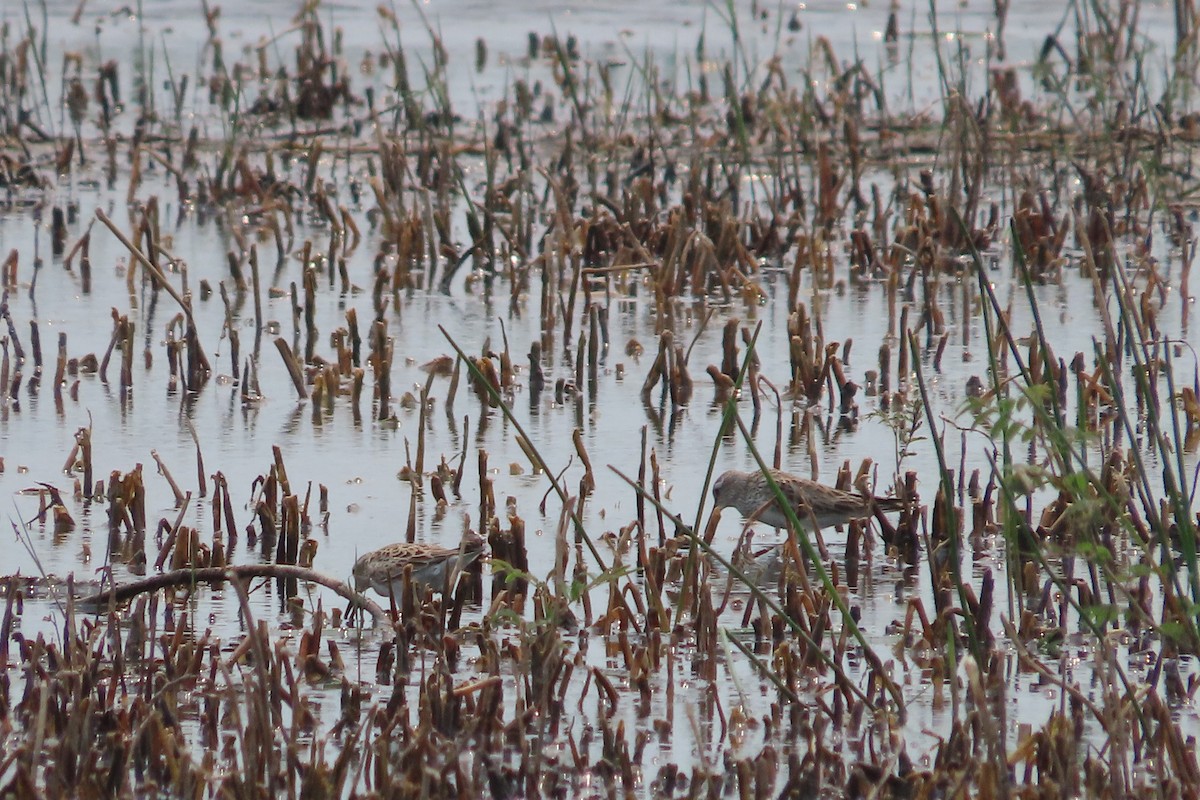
3, 0, 1200, 793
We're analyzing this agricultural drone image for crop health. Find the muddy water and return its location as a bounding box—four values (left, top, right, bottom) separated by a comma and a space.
3, 0, 1199, 786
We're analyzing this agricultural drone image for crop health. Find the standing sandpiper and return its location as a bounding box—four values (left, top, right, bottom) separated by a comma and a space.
712, 469, 903, 531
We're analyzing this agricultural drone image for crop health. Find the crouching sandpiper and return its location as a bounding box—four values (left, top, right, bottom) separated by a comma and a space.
352, 532, 486, 599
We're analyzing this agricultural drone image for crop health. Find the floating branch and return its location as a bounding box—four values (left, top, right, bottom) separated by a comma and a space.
77, 564, 390, 626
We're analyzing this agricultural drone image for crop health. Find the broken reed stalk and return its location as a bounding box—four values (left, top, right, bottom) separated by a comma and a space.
184, 417, 207, 498
415, 370, 434, 476
150, 449, 187, 507
53, 332, 66, 407
95, 208, 211, 377
572, 428, 595, 500
274, 337, 308, 399
250, 244, 264, 336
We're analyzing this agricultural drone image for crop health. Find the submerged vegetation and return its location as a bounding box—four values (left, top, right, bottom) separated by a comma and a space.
3, 0, 1200, 796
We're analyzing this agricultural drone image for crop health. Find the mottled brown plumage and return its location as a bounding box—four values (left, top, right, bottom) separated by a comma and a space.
713, 469, 903, 530
352, 533, 485, 598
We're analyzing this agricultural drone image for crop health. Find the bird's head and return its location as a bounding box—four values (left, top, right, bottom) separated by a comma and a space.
712, 471, 732, 507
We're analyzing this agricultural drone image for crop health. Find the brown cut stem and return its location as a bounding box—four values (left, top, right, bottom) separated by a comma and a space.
274, 338, 308, 399
151, 449, 187, 507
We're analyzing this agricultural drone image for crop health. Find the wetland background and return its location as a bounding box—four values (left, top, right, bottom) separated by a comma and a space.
3, 0, 1200, 796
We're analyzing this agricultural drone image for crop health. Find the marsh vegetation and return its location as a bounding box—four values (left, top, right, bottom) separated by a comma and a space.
3, 0, 1200, 796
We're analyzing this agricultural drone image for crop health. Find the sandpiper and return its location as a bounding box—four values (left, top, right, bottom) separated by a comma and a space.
712, 469, 903, 531
352, 532, 485, 598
